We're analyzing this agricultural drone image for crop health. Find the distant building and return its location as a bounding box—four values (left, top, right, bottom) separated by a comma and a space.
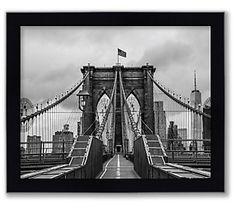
167, 121, 175, 139
167, 121, 176, 150
154, 101, 167, 147
190, 71, 203, 151
178, 128, 187, 149
203, 97, 211, 150
27, 135, 41, 154
52, 124, 74, 154
20, 98, 34, 143
178, 128, 187, 139
167, 121, 184, 151
173, 125, 178, 138
20, 98, 34, 118
190, 90, 202, 109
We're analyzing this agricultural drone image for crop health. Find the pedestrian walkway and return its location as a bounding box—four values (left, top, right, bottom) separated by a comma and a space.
99, 154, 140, 179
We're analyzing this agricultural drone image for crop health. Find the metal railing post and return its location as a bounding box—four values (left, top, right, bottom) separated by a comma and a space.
42, 142, 44, 161
39, 141, 42, 162
62, 139, 65, 160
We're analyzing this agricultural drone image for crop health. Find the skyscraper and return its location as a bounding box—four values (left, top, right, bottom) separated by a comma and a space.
190, 71, 202, 108
190, 71, 203, 151
154, 101, 167, 147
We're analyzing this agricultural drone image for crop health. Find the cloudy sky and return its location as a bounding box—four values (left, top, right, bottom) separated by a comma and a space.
21, 26, 210, 106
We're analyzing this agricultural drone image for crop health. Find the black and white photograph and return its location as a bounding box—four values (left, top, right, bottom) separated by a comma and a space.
2, 0, 235, 206
20, 26, 211, 179
6, 12, 224, 192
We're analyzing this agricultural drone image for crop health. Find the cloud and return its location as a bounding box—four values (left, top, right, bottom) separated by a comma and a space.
21, 64, 80, 105
137, 41, 194, 69
136, 27, 210, 102
21, 26, 210, 107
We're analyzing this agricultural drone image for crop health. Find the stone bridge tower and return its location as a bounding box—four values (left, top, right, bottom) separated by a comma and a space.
80, 64, 155, 150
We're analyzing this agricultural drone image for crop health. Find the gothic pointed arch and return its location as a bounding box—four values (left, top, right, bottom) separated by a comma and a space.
126, 92, 141, 124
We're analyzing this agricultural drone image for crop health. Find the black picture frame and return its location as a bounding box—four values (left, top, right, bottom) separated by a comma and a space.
7, 12, 224, 192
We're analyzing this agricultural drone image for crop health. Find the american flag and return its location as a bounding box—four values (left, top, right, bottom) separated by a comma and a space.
118, 48, 127, 57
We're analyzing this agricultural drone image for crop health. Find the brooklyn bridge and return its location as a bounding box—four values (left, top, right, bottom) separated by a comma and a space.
20, 64, 211, 179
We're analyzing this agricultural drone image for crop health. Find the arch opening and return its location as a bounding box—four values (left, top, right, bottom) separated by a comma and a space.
126, 93, 141, 127
96, 93, 112, 151
123, 93, 141, 154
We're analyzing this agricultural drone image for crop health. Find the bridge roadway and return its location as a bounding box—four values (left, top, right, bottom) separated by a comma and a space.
98, 154, 140, 179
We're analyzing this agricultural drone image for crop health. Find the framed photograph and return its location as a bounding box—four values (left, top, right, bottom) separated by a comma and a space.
7, 12, 224, 192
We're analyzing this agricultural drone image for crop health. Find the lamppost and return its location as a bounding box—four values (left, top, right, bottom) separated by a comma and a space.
76, 89, 90, 134
77, 89, 90, 111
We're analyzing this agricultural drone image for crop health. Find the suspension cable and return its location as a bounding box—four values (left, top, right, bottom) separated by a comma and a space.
147, 71, 211, 119
21, 72, 89, 123
119, 70, 141, 137
95, 70, 118, 139
141, 118, 154, 134
83, 119, 98, 135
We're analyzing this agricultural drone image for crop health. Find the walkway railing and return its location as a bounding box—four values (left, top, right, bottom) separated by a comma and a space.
147, 71, 211, 119
165, 138, 211, 164
21, 140, 74, 162
21, 73, 89, 123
